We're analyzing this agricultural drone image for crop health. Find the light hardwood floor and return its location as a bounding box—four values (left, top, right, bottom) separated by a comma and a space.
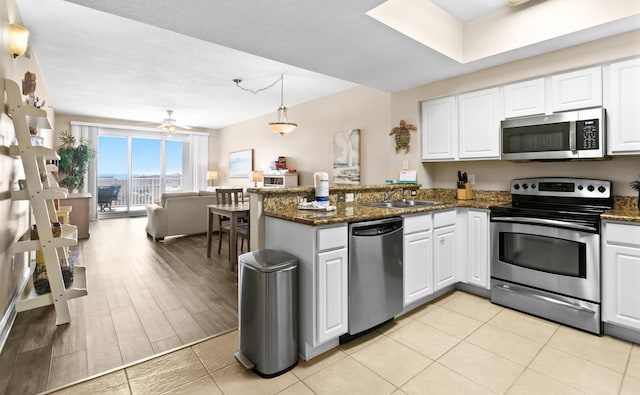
0, 217, 240, 395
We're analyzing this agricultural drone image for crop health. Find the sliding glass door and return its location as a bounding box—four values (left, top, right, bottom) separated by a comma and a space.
98, 133, 186, 216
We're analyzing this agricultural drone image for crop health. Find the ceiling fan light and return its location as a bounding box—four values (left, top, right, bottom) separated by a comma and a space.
268, 106, 297, 136
507, 0, 531, 6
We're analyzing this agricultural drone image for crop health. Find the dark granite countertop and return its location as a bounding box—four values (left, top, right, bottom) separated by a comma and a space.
601, 209, 640, 224
264, 198, 508, 226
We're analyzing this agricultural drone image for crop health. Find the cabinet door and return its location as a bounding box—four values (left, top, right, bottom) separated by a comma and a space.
607, 57, 640, 154
466, 210, 489, 289
434, 225, 457, 291
458, 88, 501, 159
504, 78, 546, 118
316, 247, 348, 345
603, 244, 640, 330
421, 96, 457, 161
550, 66, 602, 112
403, 230, 433, 306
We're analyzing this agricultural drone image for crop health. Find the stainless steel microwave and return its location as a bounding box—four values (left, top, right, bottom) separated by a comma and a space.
501, 108, 606, 161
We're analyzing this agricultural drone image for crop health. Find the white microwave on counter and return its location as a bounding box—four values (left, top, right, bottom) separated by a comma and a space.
501, 108, 606, 161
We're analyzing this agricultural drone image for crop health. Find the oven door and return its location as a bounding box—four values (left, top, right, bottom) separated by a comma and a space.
491, 219, 600, 302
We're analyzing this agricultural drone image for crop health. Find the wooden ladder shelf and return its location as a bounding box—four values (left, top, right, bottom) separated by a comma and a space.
5, 78, 87, 325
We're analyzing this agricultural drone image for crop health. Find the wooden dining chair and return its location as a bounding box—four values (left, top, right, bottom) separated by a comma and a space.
235, 221, 250, 254
215, 188, 245, 255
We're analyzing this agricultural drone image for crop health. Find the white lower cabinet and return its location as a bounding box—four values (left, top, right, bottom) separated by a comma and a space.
434, 210, 457, 291
603, 221, 640, 330
316, 247, 348, 344
265, 217, 348, 360
403, 213, 433, 306
466, 210, 490, 289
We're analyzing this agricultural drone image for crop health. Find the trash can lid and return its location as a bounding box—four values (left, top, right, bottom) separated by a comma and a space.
240, 249, 298, 273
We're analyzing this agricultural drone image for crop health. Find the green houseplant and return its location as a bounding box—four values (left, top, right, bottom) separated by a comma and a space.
631, 176, 640, 210
57, 130, 95, 192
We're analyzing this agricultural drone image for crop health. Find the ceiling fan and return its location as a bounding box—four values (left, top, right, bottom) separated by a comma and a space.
157, 110, 192, 133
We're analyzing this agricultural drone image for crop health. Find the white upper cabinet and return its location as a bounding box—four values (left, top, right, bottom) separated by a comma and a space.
421, 88, 500, 162
458, 88, 501, 159
606, 57, 640, 154
421, 96, 457, 161
504, 78, 546, 118
550, 66, 602, 112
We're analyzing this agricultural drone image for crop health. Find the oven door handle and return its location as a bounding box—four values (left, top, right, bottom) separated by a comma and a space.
491, 216, 597, 232
494, 284, 597, 315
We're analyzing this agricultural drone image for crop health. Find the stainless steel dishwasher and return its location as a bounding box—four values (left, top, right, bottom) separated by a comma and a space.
347, 217, 403, 336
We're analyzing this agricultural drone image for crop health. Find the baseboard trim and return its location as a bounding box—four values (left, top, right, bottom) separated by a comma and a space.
604, 322, 640, 344
0, 263, 31, 354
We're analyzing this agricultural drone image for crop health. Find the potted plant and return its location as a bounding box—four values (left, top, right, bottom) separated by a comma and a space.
631, 176, 640, 210
57, 130, 95, 193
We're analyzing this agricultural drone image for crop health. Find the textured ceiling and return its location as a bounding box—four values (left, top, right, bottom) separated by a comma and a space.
15, 0, 640, 130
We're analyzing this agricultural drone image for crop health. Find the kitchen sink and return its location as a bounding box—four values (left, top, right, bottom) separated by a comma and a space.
362, 200, 444, 209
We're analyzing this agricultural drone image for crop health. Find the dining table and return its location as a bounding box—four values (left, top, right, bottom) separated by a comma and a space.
207, 202, 250, 271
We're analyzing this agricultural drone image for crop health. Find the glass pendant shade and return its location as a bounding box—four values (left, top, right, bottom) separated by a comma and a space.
9, 24, 29, 58
268, 74, 298, 136
268, 106, 297, 136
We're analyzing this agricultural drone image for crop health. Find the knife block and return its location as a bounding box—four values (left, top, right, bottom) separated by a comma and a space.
457, 182, 474, 200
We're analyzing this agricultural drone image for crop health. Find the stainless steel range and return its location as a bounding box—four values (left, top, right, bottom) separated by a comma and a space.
490, 177, 612, 334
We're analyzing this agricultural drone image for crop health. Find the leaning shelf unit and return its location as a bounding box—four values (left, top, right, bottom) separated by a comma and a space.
5, 79, 87, 325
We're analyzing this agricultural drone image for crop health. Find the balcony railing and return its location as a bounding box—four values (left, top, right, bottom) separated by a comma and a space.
98, 176, 184, 210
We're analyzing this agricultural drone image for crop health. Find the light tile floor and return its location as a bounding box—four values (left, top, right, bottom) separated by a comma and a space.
47, 291, 640, 395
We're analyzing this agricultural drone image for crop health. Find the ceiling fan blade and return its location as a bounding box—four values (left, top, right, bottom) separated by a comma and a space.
173, 123, 192, 130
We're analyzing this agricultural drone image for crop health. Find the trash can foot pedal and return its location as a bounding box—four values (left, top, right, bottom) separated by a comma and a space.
234, 350, 255, 369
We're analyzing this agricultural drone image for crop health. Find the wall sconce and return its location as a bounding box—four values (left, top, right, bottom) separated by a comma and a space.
251, 170, 263, 187
207, 170, 219, 187
9, 23, 29, 58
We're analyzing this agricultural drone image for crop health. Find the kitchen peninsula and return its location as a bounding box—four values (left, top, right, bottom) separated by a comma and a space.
248, 184, 509, 360
250, 184, 640, 360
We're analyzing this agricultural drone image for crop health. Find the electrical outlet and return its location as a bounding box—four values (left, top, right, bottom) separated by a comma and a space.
337, 193, 345, 202
410, 189, 417, 197
468, 174, 476, 185
402, 160, 409, 170
345, 193, 354, 203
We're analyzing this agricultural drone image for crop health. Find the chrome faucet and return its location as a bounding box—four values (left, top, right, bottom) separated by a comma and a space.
383, 187, 405, 202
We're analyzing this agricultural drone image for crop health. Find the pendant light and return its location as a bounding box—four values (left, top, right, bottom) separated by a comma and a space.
268, 74, 297, 136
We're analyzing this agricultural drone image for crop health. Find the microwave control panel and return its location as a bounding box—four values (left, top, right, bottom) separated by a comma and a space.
576, 119, 599, 150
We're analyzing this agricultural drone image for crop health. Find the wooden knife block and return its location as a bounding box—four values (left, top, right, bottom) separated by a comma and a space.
457, 183, 474, 200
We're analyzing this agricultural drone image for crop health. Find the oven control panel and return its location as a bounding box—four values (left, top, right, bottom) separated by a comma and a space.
511, 177, 611, 198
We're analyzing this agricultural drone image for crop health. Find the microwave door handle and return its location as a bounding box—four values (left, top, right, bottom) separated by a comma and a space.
569, 121, 577, 152
492, 216, 597, 232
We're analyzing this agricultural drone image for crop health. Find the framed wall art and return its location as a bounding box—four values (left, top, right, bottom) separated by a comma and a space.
333, 129, 360, 185
229, 149, 253, 178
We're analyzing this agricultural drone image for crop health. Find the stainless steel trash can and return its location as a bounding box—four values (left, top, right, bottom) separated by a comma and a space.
235, 249, 298, 378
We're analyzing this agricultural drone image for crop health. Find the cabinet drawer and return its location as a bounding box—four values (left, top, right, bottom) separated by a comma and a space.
434, 209, 456, 228
317, 225, 348, 251
605, 222, 640, 246
403, 213, 432, 234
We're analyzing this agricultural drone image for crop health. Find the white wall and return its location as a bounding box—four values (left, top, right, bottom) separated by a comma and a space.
391, 29, 640, 195
0, 0, 53, 322
212, 86, 392, 187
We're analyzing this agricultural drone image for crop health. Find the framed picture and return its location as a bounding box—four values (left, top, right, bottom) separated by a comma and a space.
333, 129, 361, 185
229, 149, 253, 178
